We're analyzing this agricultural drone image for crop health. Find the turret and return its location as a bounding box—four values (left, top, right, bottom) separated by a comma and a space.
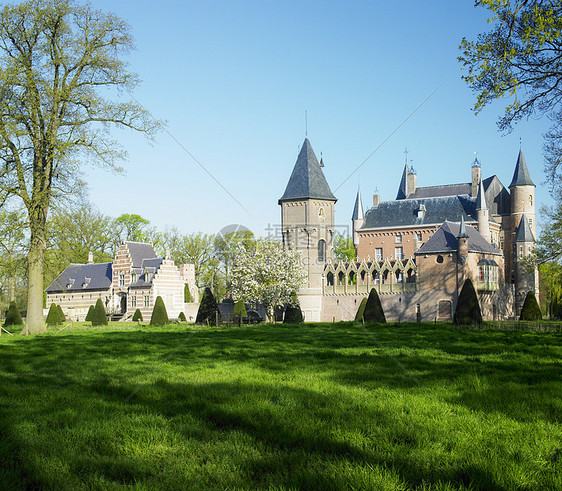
396, 164, 417, 199
514, 214, 538, 312
351, 188, 364, 256
509, 149, 536, 237
476, 177, 490, 243
457, 215, 468, 264
471, 158, 481, 198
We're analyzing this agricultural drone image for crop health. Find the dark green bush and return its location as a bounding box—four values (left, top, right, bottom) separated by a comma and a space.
178, 311, 186, 322
453, 279, 482, 325
150, 296, 169, 326
363, 288, 386, 323
354, 297, 368, 322
520, 290, 542, 321
57, 305, 66, 323
196, 288, 217, 325
283, 303, 303, 324
184, 284, 193, 303
85, 305, 95, 322
4, 301, 22, 327
232, 300, 247, 324
46, 303, 62, 325
92, 298, 108, 326
132, 308, 143, 322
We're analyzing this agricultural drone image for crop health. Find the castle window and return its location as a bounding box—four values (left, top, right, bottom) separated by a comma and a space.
436, 255, 444, 264
530, 195, 533, 206
395, 247, 404, 260
119, 273, 125, 287
477, 259, 499, 291
500, 236, 504, 250
319, 207, 325, 218
326, 272, 334, 286
372, 271, 380, 284
131, 272, 137, 284
131, 295, 136, 308
144, 295, 150, 307
519, 246, 523, 259
395, 234, 402, 244
395, 270, 404, 283
318, 239, 326, 262
375, 248, 383, 261
416, 232, 422, 242
529, 218, 533, 228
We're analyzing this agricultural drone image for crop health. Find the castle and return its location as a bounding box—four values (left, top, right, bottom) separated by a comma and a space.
280, 138, 538, 322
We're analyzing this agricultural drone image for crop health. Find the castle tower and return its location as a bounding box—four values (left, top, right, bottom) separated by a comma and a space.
396, 163, 417, 199
514, 214, 538, 312
279, 138, 337, 295
457, 214, 469, 265
476, 177, 490, 243
351, 187, 364, 256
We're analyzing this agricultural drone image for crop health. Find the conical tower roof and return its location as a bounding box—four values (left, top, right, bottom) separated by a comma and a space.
279, 138, 337, 203
476, 177, 487, 210
509, 149, 535, 187
515, 214, 535, 242
352, 188, 364, 220
396, 164, 408, 200
457, 214, 468, 238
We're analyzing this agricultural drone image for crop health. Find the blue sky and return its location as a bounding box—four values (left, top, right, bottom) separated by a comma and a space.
83, 0, 554, 237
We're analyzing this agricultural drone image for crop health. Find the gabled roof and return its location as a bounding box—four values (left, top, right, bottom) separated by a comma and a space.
417, 221, 501, 256
361, 195, 476, 229
509, 149, 535, 187
129, 257, 164, 288
515, 214, 535, 242
279, 138, 337, 203
125, 241, 158, 268
352, 188, 364, 220
46, 262, 112, 293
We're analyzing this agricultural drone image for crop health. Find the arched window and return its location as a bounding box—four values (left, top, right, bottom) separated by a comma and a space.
326, 272, 334, 286
318, 239, 326, 262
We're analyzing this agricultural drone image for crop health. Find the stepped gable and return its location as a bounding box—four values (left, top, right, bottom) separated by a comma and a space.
46, 262, 113, 293
361, 195, 476, 229
279, 137, 337, 203
417, 221, 501, 255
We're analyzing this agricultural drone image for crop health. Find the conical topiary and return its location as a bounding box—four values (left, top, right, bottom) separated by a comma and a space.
46, 303, 62, 325
232, 300, 247, 325
57, 305, 66, 323
453, 279, 482, 325
184, 284, 193, 303
354, 297, 368, 322
132, 308, 143, 322
178, 311, 187, 322
196, 287, 217, 325
150, 296, 169, 326
4, 301, 23, 327
283, 303, 303, 324
92, 298, 108, 326
363, 288, 386, 323
85, 305, 95, 322
520, 290, 542, 321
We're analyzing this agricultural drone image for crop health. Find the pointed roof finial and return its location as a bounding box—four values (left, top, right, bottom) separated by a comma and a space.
320, 151, 324, 168
457, 214, 468, 238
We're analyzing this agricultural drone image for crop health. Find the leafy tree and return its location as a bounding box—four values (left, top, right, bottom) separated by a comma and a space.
85, 305, 95, 322
132, 308, 143, 322
520, 290, 542, 320
214, 229, 255, 292
363, 288, 386, 323
0, 209, 27, 306
230, 239, 307, 322
354, 297, 368, 322
178, 311, 186, 322
453, 279, 482, 325
0, 0, 157, 334
3, 300, 22, 326
333, 233, 356, 262
113, 214, 151, 244
46, 303, 62, 325
150, 296, 169, 326
184, 284, 193, 303
232, 300, 247, 325
196, 287, 217, 325
92, 299, 108, 327
459, 1, 562, 190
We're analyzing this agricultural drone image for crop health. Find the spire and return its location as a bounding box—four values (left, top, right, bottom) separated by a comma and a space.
515, 214, 535, 243
457, 214, 468, 238
509, 149, 535, 187
279, 138, 337, 203
475, 177, 487, 211
396, 163, 408, 200
352, 188, 364, 220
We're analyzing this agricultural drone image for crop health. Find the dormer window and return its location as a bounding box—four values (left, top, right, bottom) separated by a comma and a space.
416, 204, 426, 219
82, 277, 91, 288
66, 278, 75, 289
131, 272, 137, 284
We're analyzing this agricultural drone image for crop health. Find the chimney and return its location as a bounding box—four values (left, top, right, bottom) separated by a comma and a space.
87, 252, 94, 264
373, 193, 380, 207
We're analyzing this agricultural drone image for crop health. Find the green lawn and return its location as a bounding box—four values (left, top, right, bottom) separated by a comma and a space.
0, 322, 560, 490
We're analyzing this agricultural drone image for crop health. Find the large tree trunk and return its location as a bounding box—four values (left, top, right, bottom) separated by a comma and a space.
23, 210, 47, 335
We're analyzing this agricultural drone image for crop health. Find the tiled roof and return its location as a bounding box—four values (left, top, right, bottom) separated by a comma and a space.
126, 241, 158, 268
510, 149, 535, 187
361, 195, 477, 229
46, 263, 112, 293
279, 138, 337, 203
416, 221, 501, 256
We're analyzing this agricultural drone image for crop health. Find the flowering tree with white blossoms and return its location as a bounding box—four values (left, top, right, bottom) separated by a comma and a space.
230, 238, 307, 322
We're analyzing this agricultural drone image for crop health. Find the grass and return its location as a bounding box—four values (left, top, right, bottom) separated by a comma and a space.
0, 322, 560, 489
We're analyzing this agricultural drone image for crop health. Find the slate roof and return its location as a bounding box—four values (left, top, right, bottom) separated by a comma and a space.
361, 195, 477, 229
46, 262, 112, 293
279, 138, 337, 203
476, 177, 487, 210
510, 149, 535, 187
396, 164, 408, 200
126, 241, 158, 268
407, 183, 472, 199
416, 221, 501, 256
515, 214, 535, 242
129, 257, 164, 288
352, 188, 364, 220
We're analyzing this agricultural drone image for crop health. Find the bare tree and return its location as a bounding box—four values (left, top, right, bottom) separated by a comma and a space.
0, 0, 158, 333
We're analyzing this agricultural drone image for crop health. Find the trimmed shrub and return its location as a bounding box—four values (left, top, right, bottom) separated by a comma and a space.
178, 311, 187, 322
4, 301, 22, 327
150, 296, 169, 326
92, 298, 108, 326
46, 303, 62, 325
132, 308, 143, 322
363, 288, 386, 323
85, 305, 95, 322
232, 300, 247, 325
453, 279, 482, 325
354, 297, 368, 322
184, 284, 193, 303
283, 303, 303, 324
57, 305, 66, 323
196, 288, 217, 325
520, 290, 542, 321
